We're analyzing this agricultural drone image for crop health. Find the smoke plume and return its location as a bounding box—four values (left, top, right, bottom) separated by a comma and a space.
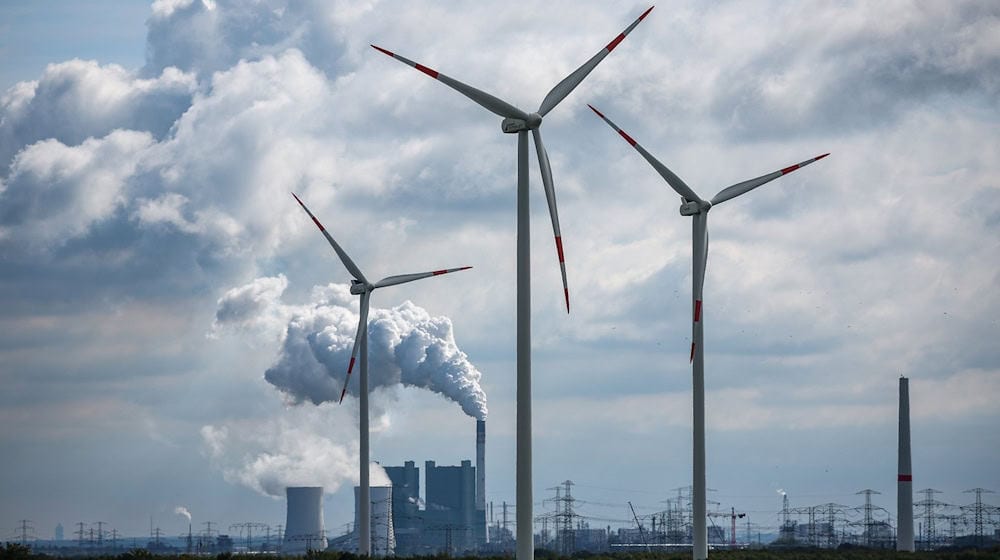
214, 276, 488, 419
200, 405, 390, 497
174, 506, 192, 523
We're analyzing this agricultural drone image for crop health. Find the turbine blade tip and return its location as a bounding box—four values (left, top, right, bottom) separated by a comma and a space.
640, 6, 655, 19
587, 104, 604, 118
817, 153, 830, 160
564, 289, 570, 313
371, 44, 393, 57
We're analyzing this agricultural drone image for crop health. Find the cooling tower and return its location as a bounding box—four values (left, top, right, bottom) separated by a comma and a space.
476, 419, 488, 544
355, 485, 395, 556
897, 377, 914, 551
284, 487, 328, 554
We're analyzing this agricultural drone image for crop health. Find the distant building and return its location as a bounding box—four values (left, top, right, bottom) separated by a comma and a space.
55, 523, 64, 541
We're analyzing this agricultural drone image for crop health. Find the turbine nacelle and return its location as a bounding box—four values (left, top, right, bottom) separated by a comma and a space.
679, 199, 710, 216
501, 112, 543, 133
350, 279, 369, 295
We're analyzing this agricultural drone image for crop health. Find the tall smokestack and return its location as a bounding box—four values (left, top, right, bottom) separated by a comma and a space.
476, 419, 488, 544
897, 377, 914, 551
284, 487, 328, 554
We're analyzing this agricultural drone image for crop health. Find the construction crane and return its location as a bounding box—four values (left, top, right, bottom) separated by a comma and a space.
707, 507, 745, 547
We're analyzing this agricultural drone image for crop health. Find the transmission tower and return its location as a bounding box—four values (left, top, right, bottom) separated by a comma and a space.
914, 488, 945, 549
544, 481, 577, 554
856, 489, 881, 547
230, 522, 268, 550
963, 488, 994, 547
15, 520, 35, 546
75, 522, 86, 547
814, 503, 846, 548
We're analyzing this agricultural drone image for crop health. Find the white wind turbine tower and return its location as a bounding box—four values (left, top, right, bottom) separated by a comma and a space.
372, 9, 652, 558
292, 193, 472, 556
588, 105, 828, 560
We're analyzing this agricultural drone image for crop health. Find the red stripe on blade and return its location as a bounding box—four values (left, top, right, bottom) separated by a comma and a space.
433, 269, 447, 275
415, 64, 439, 78
371, 45, 394, 57
606, 33, 626, 52
898, 474, 912, 482
619, 130, 637, 146
311, 216, 325, 232
587, 104, 605, 119
347, 356, 356, 373
694, 299, 702, 322
639, 6, 655, 20
780, 164, 800, 174
555, 236, 565, 262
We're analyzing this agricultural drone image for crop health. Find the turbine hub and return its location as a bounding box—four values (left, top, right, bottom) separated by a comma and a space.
500, 113, 542, 133
349, 280, 368, 295
679, 199, 711, 216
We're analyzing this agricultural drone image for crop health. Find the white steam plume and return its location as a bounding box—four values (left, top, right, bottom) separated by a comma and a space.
200, 404, 390, 498
173, 506, 192, 523
213, 276, 488, 419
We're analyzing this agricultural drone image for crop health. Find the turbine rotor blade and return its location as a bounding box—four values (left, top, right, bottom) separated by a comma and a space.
691, 213, 709, 362
532, 128, 570, 312
340, 291, 370, 404
373, 266, 473, 289
710, 153, 830, 206
587, 104, 704, 204
292, 193, 368, 284
537, 6, 654, 117
371, 45, 528, 120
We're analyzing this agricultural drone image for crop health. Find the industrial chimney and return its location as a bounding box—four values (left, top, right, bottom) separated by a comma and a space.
897, 377, 914, 551
476, 419, 487, 544
284, 487, 328, 554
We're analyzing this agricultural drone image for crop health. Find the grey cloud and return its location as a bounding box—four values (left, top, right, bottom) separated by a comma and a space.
143, 0, 360, 79
708, 2, 1000, 139
0, 61, 195, 171
0, 130, 154, 247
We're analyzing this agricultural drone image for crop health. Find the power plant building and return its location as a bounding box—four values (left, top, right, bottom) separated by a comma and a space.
368, 420, 488, 556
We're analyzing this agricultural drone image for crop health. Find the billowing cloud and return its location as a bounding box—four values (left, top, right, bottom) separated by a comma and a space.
0, 129, 153, 247
0, 60, 195, 169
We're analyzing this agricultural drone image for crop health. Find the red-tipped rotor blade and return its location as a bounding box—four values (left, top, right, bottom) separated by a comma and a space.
340, 292, 370, 404
710, 153, 830, 206
373, 266, 473, 289
291, 193, 369, 285
691, 213, 708, 363
532, 128, 570, 312
371, 45, 528, 120
538, 6, 654, 117
587, 104, 705, 204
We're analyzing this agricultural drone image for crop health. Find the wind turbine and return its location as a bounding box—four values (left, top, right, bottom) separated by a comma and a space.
587, 104, 827, 560
291, 193, 471, 556
372, 9, 652, 557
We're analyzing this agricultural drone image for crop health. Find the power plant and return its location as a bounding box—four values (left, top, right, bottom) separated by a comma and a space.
336, 420, 488, 556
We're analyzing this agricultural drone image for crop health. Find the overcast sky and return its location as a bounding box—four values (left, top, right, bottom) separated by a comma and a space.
2, 0, 998, 542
